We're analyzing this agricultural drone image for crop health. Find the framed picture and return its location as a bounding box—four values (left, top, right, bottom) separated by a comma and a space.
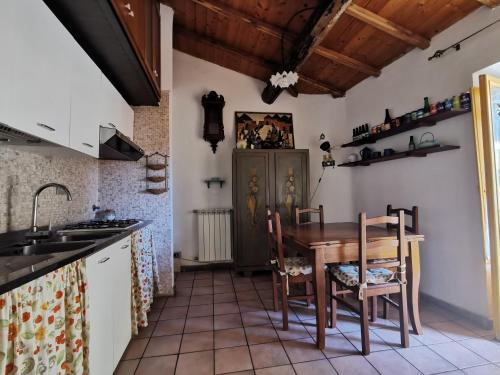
235, 111, 294, 149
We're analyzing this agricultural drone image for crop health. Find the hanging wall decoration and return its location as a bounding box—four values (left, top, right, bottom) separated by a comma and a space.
202, 91, 225, 153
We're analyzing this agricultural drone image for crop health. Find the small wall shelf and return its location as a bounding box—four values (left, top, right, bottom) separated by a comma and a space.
338, 145, 460, 167
204, 177, 226, 188
341, 109, 471, 148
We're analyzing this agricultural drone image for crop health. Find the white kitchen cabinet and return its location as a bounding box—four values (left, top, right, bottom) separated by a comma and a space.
8, 0, 71, 146
0, 2, 14, 128
69, 43, 101, 157
87, 235, 132, 373
86, 245, 114, 375
101, 75, 135, 140
112, 236, 132, 369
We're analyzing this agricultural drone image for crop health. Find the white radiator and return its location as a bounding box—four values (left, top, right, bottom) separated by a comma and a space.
194, 208, 233, 262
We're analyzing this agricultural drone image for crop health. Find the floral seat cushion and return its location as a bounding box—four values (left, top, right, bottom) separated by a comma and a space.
331, 264, 395, 287
368, 258, 398, 264
283, 257, 313, 276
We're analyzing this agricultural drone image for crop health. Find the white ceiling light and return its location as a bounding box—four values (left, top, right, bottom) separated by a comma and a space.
270, 71, 299, 89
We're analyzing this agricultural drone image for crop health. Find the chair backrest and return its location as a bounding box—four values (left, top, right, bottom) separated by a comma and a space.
295, 205, 324, 225
358, 211, 406, 285
267, 209, 285, 272
386, 204, 419, 234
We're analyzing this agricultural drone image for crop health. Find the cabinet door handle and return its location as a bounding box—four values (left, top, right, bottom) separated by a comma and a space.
107, 122, 116, 128
98, 257, 110, 264
82, 143, 94, 148
154, 70, 159, 77
121, 244, 129, 249
37, 122, 55, 132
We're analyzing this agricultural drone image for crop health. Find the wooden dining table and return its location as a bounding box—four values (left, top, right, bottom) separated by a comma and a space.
281, 222, 425, 350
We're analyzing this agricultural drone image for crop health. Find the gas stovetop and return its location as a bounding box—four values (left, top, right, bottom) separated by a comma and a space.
61, 219, 141, 233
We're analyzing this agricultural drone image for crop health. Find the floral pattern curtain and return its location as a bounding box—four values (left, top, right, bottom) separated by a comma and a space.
0, 260, 88, 375
131, 226, 159, 335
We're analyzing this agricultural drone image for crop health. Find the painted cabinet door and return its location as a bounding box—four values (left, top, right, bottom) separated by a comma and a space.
233, 150, 309, 271
9, 0, 71, 146
112, 236, 132, 369
274, 151, 310, 225
69, 41, 101, 157
86, 246, 114, 375
233, 151, 270, 269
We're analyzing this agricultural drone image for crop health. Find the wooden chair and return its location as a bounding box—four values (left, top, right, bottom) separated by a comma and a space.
268, 209, 315, 330
329, 211, 409, 355
295, 205, 324, 225
380, 205, 419, 319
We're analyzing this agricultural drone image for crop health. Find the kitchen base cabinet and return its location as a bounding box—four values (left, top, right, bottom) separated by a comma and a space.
232, 149, 310, 273
87, 236, 132, 373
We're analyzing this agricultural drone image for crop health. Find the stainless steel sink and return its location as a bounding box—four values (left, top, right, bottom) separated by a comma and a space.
0, 241, 95, 256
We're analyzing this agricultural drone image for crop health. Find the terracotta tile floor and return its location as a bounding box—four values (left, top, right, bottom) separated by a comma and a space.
115, 270, 498, 374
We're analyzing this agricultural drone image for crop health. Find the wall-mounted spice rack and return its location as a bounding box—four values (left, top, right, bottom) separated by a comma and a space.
146, 152, 169, 194
341, 109, 470, 148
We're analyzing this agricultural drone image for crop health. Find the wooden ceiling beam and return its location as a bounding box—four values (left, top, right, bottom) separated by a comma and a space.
162, 0, 379, 77
477, 0, 500, 7
261, 0, 351, 103
174, 25, 345, 98
345, 4, 430, 50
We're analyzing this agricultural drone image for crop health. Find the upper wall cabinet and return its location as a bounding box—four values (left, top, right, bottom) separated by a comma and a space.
69, 42, 102, 157
44, 0, 161, 106
101, 76, 135, 140
0, 2, 14, 127
8, 0, 72, 147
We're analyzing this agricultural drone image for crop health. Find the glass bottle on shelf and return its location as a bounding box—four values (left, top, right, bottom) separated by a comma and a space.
423, 97, 430, 116
409, 136, 416, 151
384, 109, 392, 125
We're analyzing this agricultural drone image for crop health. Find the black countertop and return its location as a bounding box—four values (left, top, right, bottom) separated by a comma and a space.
0, 220, 152, 294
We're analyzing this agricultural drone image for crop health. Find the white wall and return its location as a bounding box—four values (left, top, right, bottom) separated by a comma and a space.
344, 6, 500, 318
172, 50, 354, 262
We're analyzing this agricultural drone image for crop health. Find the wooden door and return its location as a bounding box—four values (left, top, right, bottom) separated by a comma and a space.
151, 0, 161, 90
233, 151, 270, 270
273, 150, 310, 225
111, 0, 146, 60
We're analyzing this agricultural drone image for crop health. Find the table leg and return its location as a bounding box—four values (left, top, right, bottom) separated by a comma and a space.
408, 240, 423, 335
312, 247, 326, 349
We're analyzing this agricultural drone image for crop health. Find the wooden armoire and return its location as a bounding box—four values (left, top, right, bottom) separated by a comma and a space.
232, 149, 310, 273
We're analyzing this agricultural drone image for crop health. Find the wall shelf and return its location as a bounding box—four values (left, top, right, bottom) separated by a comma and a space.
341, 109, 471, 148
338, 145, 460, 167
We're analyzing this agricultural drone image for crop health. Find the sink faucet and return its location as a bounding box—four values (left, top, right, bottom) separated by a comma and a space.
30, 183, 72, 235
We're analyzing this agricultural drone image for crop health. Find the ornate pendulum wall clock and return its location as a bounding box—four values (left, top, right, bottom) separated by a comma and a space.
202, 91, 225, 153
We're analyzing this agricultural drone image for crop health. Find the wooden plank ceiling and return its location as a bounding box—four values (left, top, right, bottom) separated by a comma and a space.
162, 0, 483, 101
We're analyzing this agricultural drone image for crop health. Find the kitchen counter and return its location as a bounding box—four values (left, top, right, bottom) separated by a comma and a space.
0, 220, 152, 294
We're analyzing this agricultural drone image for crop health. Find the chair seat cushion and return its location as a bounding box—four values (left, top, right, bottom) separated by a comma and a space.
331, 265, 395, 287
368, 258, 398, 264
283, 257, 312, 276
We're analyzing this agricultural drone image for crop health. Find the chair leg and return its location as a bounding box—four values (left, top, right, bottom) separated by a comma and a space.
399, 287, 410, 348
382, 294, 389, 319
360, 297, 370, 355
281, 276, 289, 331
272, 271, 278, 312
330, 279, 337, 328
370, 296, 378, 322
306, 281, 313, 306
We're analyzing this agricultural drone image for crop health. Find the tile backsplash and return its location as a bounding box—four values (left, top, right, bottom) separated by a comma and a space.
0, 146, 99, 233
